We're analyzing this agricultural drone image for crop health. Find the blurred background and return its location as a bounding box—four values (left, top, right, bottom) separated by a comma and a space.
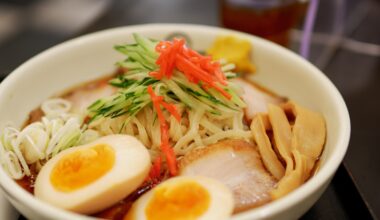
0, 0, 379, 219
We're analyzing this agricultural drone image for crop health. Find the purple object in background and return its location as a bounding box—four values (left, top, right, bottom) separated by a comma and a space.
300, 0, 319, 59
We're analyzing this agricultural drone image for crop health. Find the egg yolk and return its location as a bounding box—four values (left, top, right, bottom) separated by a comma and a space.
50, 144, 115, 192
145, 181, 210, 220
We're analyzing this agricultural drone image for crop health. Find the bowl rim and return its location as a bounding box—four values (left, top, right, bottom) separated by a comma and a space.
0, 23, 351, 220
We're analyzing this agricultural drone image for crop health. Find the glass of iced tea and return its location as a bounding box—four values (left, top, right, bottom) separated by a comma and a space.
220, 0, 308, 46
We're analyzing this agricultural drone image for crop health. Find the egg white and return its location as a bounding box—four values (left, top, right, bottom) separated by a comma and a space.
127, 176, 234, 220
34, 134, 151, 214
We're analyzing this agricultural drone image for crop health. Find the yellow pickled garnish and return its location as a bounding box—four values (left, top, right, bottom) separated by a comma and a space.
207, 36, 256, 74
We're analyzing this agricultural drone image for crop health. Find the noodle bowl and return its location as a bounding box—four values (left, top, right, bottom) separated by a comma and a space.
0, 24, 350, 220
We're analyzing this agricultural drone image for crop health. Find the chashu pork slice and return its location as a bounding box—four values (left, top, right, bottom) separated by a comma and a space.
27, 78, 117, 124
232, 78, 285, 121
64, 78, 117, 114
180, 139, 277, 213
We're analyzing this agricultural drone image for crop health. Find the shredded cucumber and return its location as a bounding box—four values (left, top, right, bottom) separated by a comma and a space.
88, 34, 246, 124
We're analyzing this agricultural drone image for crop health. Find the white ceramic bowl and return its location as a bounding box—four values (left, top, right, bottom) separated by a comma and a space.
0, 24, 350, 220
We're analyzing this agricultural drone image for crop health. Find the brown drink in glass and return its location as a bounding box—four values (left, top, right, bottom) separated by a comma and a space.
220, 0, 308, 46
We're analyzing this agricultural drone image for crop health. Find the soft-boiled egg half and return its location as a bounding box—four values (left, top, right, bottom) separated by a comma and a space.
124, 176, 234, 220
34, 134, 151, 214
